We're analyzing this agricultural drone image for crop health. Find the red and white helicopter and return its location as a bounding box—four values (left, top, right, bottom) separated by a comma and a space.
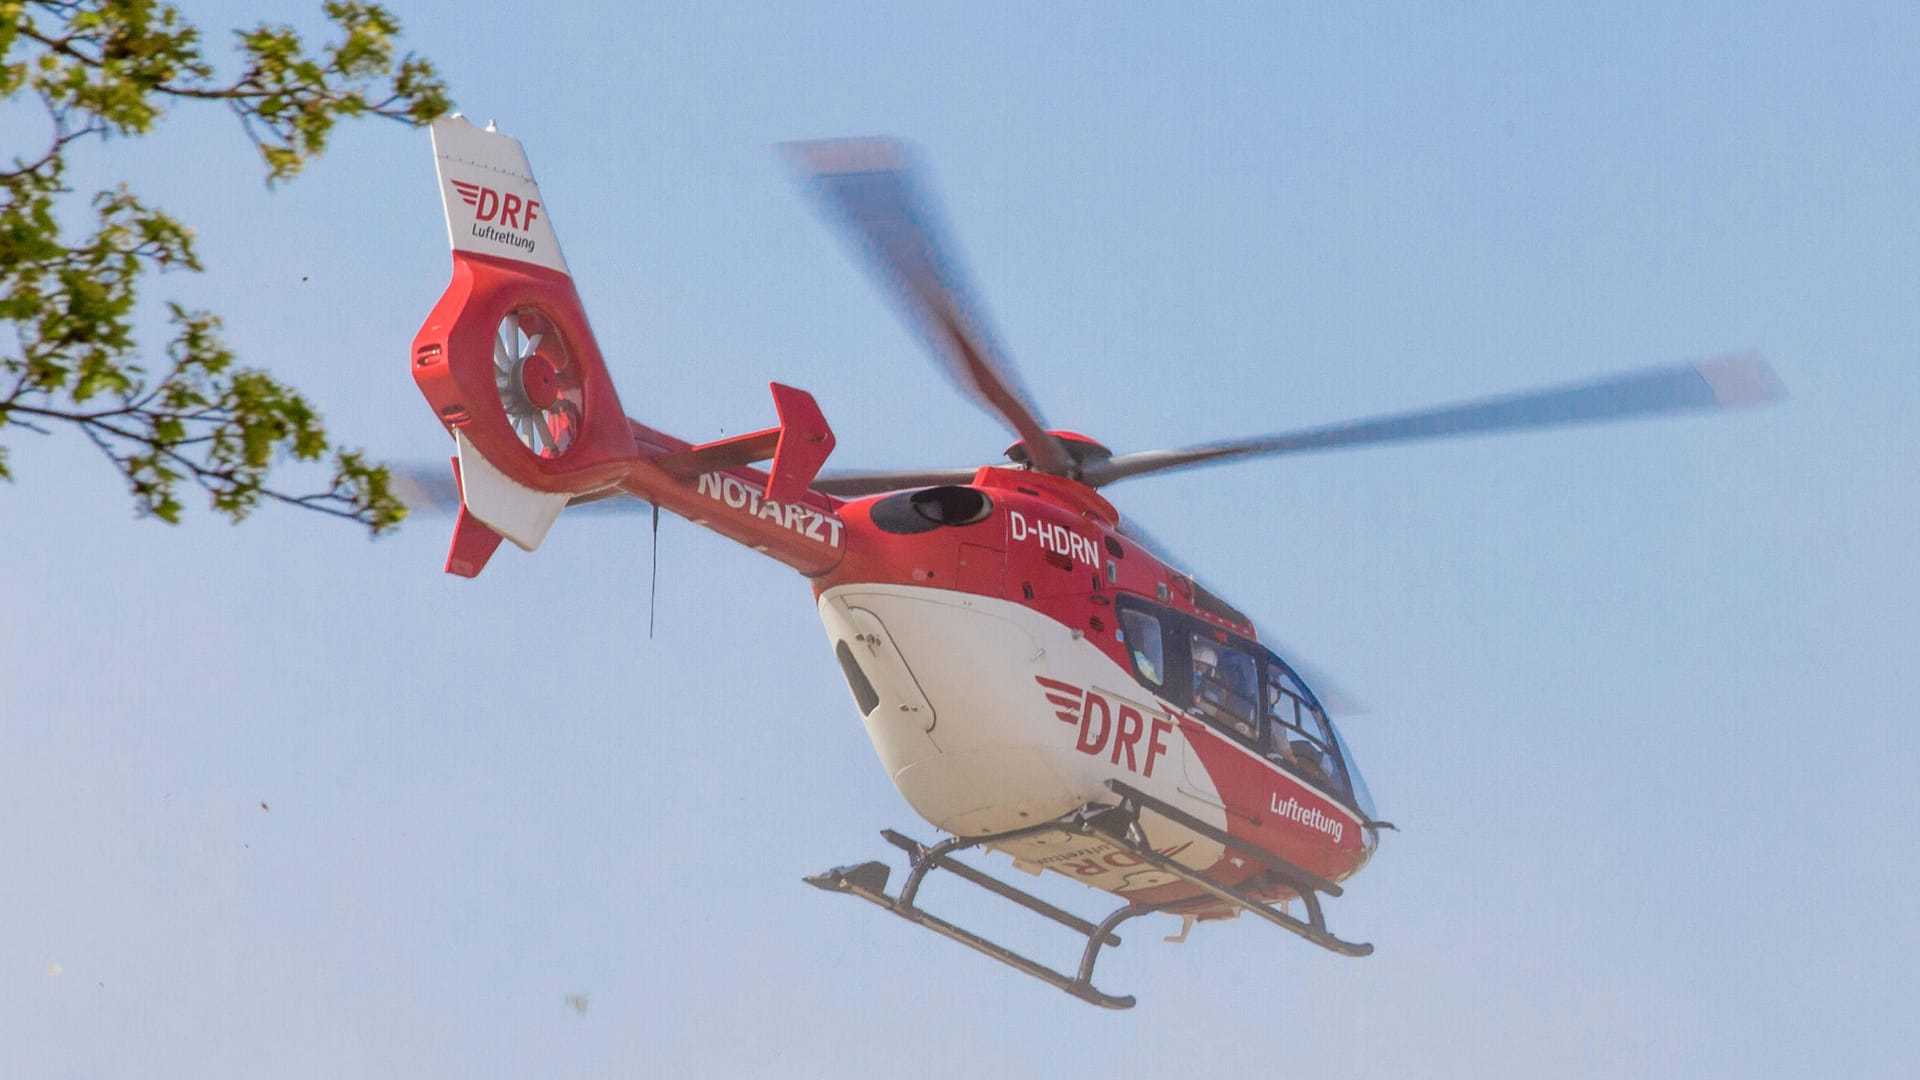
407, 116, 1782, 1008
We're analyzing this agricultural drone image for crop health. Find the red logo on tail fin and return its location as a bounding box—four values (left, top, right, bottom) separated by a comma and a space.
447, 178, 542, 232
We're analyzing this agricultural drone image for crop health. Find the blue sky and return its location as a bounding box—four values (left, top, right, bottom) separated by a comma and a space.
4, 2, 1917, 1076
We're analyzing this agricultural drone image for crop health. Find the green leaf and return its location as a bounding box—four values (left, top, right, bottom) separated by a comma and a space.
1, 1, 452, 535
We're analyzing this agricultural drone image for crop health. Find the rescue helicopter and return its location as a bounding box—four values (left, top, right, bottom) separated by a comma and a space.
405, 116, 1783, 1008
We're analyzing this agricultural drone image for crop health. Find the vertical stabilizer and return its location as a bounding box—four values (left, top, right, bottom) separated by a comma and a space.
431, 116, 571, 276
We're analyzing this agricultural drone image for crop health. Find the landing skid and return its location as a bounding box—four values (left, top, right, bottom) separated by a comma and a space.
804, 780, 1372, 1009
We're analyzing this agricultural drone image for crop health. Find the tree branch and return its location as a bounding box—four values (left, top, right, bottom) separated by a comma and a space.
1, 1, 443, 534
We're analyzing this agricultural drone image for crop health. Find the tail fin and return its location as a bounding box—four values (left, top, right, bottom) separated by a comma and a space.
411, 116, 640, 565
431, 115, 571, 277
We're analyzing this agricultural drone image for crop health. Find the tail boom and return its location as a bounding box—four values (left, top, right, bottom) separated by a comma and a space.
616, 409, 846, 576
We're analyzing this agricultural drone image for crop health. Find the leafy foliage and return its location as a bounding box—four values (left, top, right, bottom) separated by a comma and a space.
1, 1, 451, 532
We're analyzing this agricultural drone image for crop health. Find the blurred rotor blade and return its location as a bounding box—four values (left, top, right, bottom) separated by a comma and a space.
810, 466, 983, 498
388, 462, 635, 516
388, 462, 462, 513
393, 454, 971, 515
782, 137, 1073, 476
1113, 517, 1365, 716
1082, 354, 1784, 488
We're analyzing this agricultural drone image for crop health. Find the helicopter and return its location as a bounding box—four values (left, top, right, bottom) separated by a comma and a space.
406, 116, 1782, 1009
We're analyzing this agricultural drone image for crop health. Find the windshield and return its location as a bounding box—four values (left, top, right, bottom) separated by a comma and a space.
1263, 652, 1376, 817
1191, 632, 1261, 742
1327, 721, 1377, 822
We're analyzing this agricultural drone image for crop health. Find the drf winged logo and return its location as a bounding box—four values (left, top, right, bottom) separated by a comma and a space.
1036, 677, 1175, 779
450, 179, 541, 231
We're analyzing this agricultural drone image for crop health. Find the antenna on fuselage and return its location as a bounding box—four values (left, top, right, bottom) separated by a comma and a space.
649, 502, 660, 639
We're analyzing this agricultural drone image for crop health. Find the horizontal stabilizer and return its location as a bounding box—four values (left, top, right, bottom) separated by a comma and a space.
454, 429, 568, 551
644, 383, 836, 504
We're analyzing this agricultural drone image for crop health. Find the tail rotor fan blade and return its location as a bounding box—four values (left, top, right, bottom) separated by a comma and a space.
490, 307, 582, 458
809, 466, 984, 498
550, 398, 582, 446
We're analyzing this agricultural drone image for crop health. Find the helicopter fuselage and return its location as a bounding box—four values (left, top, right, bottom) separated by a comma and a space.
809, 467, 1378, 915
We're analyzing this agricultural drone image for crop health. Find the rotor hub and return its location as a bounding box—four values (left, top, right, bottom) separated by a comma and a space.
1005, 430, 1113, 472
518, 352, 562, 409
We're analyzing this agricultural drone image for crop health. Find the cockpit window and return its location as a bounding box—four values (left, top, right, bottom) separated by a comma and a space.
1265, 665, 1345, 797
1269, 667, 1308, 702
1328, 722, 1377, 821
1118, 609, 1165, 687
1191, 633, 1260, 743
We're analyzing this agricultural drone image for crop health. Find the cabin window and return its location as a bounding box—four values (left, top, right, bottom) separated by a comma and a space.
1118, 609, 1165, 687
1265, 665, 1342, 795
1112, 595, 1371, 816
1190, 633, 1260, 743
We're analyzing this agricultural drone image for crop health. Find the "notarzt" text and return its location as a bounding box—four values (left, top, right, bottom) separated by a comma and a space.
695, 472, 844, 547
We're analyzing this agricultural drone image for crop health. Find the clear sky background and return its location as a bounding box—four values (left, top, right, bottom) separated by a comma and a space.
4, 2, 1917, 1077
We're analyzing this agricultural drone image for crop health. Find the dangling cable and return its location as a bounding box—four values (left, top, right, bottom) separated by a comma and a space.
649, 501, 660, 639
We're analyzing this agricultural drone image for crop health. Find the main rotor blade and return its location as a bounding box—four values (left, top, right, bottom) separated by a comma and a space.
388, 462, 462, 513
388, 462, 633, 516
782, 138, 1073, 476
393, 455, 976, 514
1081, 354, 1784, 488
809, 466, 983, 498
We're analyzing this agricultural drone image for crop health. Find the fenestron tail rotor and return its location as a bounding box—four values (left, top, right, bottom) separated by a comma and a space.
492, 307, 584, 458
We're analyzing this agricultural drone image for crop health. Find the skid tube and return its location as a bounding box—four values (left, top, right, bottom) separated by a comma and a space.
805, 819, 1150, 1009
805, 786, 1371, 1008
